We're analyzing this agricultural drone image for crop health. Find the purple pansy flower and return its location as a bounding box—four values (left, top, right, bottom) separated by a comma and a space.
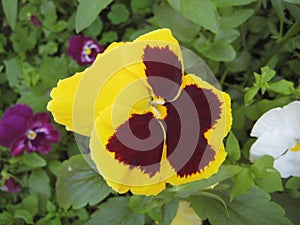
1, 178, 21, 193
0, 104, 60, 157
67, 35, 104, 65
30, 15, 40, 27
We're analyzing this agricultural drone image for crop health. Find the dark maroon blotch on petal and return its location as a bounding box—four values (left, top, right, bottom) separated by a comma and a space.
106, 113, 164, 177
143, 45, 183, 101
164, 85, 221, 177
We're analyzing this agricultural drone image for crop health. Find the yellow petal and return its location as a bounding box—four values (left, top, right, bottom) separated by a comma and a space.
48, 29, 183, 136
90, 104, 168, 195
47, 72, 84, 131
47, 41, 127, 135
171, 201, 202, 225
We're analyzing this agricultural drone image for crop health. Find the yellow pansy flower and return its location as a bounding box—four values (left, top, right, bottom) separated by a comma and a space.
47, 29, 232, 195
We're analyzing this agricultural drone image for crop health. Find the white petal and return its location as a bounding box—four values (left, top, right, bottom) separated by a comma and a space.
251, 101, 300, 138
249, 130, 294, 162
274, 150, 300, 178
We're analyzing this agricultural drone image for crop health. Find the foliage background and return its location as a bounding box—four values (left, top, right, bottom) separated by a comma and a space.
0, 0, 300, 224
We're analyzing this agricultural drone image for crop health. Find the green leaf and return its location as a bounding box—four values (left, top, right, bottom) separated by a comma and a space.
286, 176, 300, 197
39, 42, 58, 56
192, 187, 293, 225
15, 195, 38, 217
14, 209, 33, 224
56, 154, 112, 209
212, 0, 257, 7
100, 31, 118, 45
129, 193, 174, 214
85, 197, 145, 225
167, 0, 181, 11
171, 165, 242, 197
261, 66, 276, 82
215, 29, 240, 43
85, 17, 103, 38
4, 58, 23, 91
221, 9, 254, 29
46, 201, 56, 213
269, 79, 294, 95
226, 50, 252, 73
157, 199, 179, 225
1, 0, 17, 30
147, 207, 163, 222
131, 0, 153, 14
0, 212, 13, 225
9, 152, 46, 169
40, 1, 57, 24
9, 25, 37, 53
76, 0, 113, 33
178, 0, 220, 33
153, 3, 200, 42
251, 156, 283, 193
244, 87, 259, 104
272, 192, 300, 225
39, 57, 68, 89
283, 0, 300, 4
195, 40, 236, 62
18, 90, 50, 112
107, 3, 130, 25
28, 169, 51, 211
225, 132, 241, 162
230, 167, 255, 200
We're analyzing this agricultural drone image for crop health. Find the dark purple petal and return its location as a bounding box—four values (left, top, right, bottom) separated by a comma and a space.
35, 141, 52, 154
45, 127, 60, 143
1, 178, 21, 193
30, 15, 40, 27
10, 137, 26, 157
30, 112, 51, 127
0, 104, 33, 147
2, 104, 33, 121
67, 35, 104, 65
26, 113, 60, 154
67, 35, 85, 64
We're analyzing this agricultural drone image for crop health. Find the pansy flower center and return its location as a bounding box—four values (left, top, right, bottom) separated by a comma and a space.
27, 130, 37, 140
84, 48, 92, 56
150, 96, 166, 119
291, 141, 300, 151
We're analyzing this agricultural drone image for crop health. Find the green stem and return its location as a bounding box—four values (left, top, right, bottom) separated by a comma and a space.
260, 20, 300, 67
219, 69, 228, 88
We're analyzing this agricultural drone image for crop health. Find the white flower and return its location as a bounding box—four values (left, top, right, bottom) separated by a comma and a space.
250, 101, 300, 178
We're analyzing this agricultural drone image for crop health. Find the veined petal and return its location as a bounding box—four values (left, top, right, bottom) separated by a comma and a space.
250, 130, 294, 162
166, 74, 231, 185
251, 101, 300, 138
90, 104, 167, 195
274, 150, 300, 178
